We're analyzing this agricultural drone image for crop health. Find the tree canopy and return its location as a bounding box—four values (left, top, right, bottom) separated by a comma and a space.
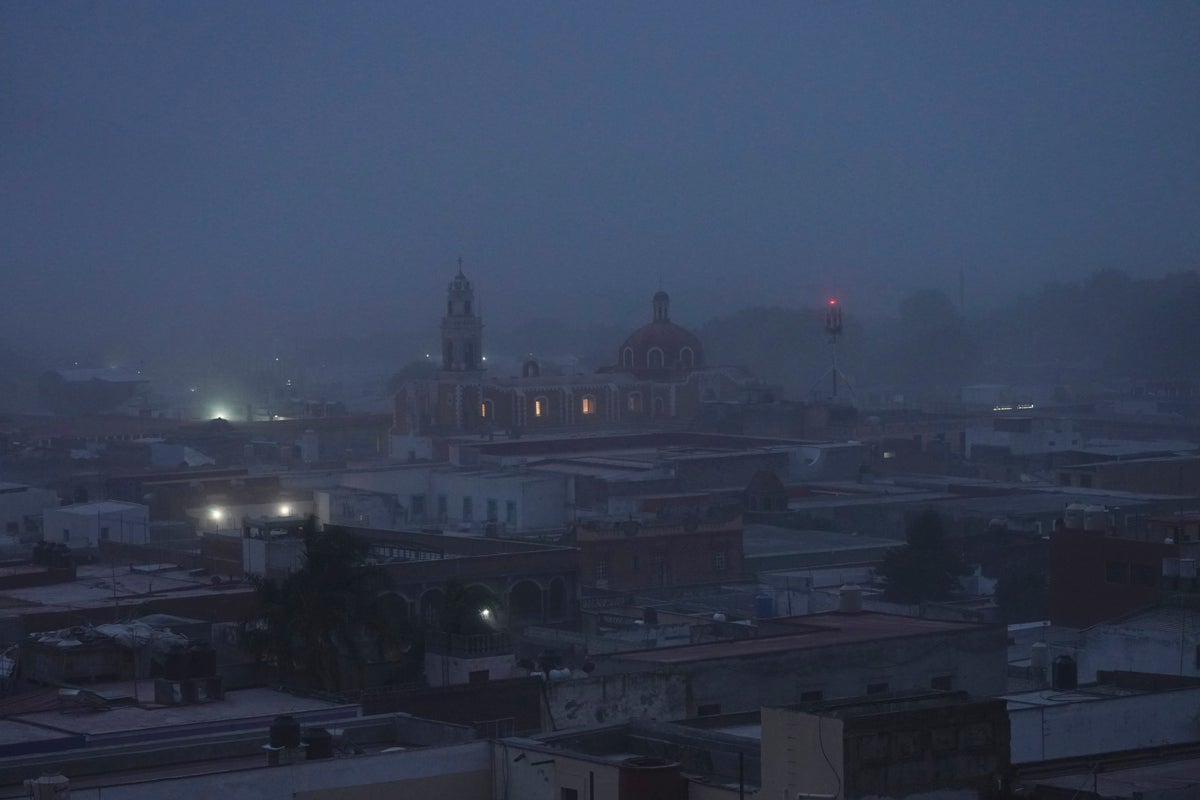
878, 510, 968, 604
244, 521, 407, 691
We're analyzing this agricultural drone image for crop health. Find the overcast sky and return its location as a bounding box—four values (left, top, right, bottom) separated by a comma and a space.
3, 2, 1198, 364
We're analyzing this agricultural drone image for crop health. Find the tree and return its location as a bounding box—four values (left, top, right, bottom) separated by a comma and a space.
243, 521, 407, 691
879, 510, 968, 604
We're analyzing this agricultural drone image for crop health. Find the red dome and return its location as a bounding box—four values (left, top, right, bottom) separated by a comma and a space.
616, 292, 704, 375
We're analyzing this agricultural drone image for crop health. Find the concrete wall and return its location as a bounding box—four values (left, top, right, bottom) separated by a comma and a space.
543, 672, 689, 731
60, 742, 490, 800
1009, 686, 1200, 763
760, 707, 844, 800
424, 651, 517, 687
493, 741, 620, 800
603, 626, 1007, 715
0, 485, 57, 538
43, 503, 149, 549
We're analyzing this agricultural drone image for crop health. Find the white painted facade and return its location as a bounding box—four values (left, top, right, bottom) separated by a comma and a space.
42, 502, 150, 549
1007, 685, 1200, 763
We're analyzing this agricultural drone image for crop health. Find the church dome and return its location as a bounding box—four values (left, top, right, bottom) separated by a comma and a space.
616, 292, 704, 375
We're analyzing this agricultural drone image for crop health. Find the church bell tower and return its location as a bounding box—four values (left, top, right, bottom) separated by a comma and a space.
441, 261, 484, 372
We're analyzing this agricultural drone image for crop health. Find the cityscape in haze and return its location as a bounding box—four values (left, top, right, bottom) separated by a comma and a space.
1, 4, 1199, 799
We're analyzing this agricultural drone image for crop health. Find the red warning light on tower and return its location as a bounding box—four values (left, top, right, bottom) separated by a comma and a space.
825, 297, 843, 336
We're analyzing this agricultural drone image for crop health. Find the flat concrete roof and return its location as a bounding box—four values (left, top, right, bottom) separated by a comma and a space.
13, 685, 360, 743
742, 524, 902, 557
0, 564, 227, 608
53, 501, 146, 516
611, 612, 991, 665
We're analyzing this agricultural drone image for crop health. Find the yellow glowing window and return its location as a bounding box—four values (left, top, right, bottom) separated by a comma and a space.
534, 397, 546, 418
480, 403, 488, 418
581, 396, 595, 415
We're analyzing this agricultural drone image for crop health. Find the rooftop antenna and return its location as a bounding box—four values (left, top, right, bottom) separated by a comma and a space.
810, 298, 856, 403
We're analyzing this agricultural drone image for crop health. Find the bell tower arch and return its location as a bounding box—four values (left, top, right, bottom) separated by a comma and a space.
441, 258, 484, 372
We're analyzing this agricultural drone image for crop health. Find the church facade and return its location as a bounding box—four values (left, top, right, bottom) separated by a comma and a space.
392, 270, 759, 443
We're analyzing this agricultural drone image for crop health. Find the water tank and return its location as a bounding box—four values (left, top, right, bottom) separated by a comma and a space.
618, 757, 682, 800
838, 585, 863, 614
304, 727, 334, 760
754, 594, 775, 619
269, 715, 302, 749
1052, 655, 1077, 690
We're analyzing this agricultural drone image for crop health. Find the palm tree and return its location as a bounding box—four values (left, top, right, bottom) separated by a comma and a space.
244, 520, 407, 691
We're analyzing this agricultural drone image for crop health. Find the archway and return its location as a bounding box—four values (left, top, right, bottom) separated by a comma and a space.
509, 580, 544, 624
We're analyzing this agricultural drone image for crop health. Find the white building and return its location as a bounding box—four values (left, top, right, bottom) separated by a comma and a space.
42, 501, 150, 549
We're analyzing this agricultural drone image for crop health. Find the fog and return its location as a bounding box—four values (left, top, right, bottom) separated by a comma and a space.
2, 3, 1198, 407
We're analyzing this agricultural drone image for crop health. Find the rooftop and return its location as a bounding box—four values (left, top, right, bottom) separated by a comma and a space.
52, 501, 146, 516
610, 611, 992, 665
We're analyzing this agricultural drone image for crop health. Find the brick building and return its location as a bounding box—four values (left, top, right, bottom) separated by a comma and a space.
569, 512, 744, 591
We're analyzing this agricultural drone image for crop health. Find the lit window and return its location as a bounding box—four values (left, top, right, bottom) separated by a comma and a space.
534, 397, 547, 418
480, 400, 492, 418
627, 392, 643, 413
581, 395, 596, 415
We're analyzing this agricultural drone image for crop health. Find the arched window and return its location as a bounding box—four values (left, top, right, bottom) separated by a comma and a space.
480, 399, 493, 419
444, 341, 454, 369
627, 392, 643, 413
533, 396, 548, 418
622, 347, 634, 369
647, 347, 664, 369
653, 397, 665, 417
464, 341, 475, 369
680, 346, 694, 368
523, 359, 540, 378
464, 300, 472, 315
581, 395, 596, 415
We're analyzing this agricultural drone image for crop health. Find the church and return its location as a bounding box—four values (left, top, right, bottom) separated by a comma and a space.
391, 268, 760, 443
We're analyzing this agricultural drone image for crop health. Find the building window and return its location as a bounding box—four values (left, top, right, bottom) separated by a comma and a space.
462, 497, 473, 522
581, 395, 596, 415
99, 526, 110, 541
534, 396, 547, 418
561, 789, 579, 800
621, 347, 633, 369
411, 495, 426, 519
931, 675, 954, 691
866, 682, 889, 695
437, 494, 447, 522
1079, 473, 1093, 488
480, 400, 493, 419
712, 551, 727, 571
506, 501, 517, 527
1105, 561, 1128, 584
63, 528, 70, 542
647, 347, 664, 369
680, 346, 694, 367
594, 559, 608, 580
627, 392, 643, 413
486, 498, 498, 521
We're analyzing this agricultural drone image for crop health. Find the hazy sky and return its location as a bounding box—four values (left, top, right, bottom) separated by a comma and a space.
3, 2, 1198, 363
